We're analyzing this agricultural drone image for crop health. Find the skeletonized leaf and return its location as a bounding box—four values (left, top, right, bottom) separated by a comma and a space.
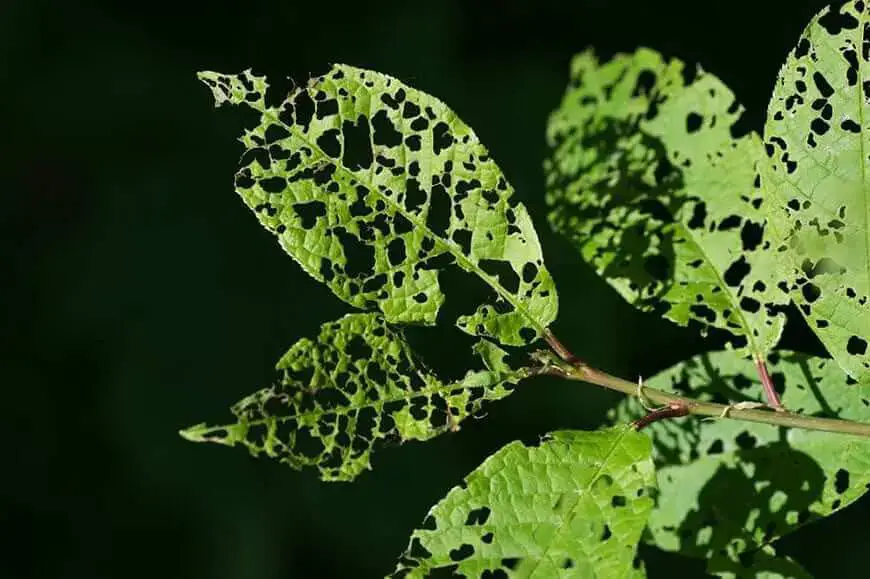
392, 427, 655, 578
199, 66, 558, 346
180, 314, 524, 481
761, 0, 870, 380
610, 350, 870, 564
546, 48, 786, 356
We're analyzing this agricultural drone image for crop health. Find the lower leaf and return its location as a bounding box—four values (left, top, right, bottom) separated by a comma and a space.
610, 351, 870, 563
392, 426, 656, 578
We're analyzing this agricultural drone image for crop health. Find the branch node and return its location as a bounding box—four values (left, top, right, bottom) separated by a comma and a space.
543, 329, 586, 367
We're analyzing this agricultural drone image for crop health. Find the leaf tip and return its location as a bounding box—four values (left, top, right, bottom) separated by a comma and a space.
196, 70, 266, 109
179, 422, 236, 445
179, 422, 209, 442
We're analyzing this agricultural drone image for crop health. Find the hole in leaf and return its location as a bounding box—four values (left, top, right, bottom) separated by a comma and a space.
465, 507, 491, 526
723, 256, 751, 287
341, 116, 373, 170
316, 129, 341, 158
686, 112, 703, 133
293, 201, 326, 229
847, 336, 868, 356
735, 431, 757, 450
835, 468, 850, 494
371, 110, 402, 147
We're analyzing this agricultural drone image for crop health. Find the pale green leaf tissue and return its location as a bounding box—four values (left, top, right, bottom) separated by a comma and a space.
761, 0, 870, 381
199, 65, 558, 347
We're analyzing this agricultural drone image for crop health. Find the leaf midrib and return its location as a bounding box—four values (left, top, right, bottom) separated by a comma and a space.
672, 217, 768, 355
524, 427, 633, 577
857, 8, 869, 311
761, 9, 870, 374
216, 367, 520, 436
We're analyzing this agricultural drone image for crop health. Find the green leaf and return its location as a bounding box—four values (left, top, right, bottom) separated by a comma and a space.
199, 66, 558, 346
546, 48, 786, 356
610, 350, 870, 563
180, 313, 524, 481
392, 427, 655, 578
708, 545, 813, 579
761, 0, 870, 380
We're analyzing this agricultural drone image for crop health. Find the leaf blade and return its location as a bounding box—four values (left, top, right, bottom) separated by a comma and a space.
546, 48, 786, 356
611, 350, 870, 562
200, 66, 558, 346
761, 0, 870, 380
180, 313, 524, 481
392, 426, 655, 578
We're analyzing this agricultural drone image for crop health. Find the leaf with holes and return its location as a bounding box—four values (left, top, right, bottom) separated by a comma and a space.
610, 350, 870, 567
391, 427, 655, 578
761, 0, 870, 381
179, 313, 524, 482
545, 48, 786, 356
199, 66, 558, 346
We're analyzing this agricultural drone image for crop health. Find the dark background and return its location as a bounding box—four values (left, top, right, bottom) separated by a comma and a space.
4, 0, 866, 577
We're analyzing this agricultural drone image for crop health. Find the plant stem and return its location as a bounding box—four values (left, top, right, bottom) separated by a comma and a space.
536, 336, 870, 439
543, 329, 585, 366
754, 354, 784, 411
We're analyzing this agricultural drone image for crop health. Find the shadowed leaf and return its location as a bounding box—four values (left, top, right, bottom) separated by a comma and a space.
611, 350, 870, 568
546, 48, 786, 356
761, 0, 870, 381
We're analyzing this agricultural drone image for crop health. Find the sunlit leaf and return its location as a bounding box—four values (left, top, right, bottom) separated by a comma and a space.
392, 427, 655, 578
546, 48, 786, 356
611, 350, 870, 565
761, 0, 870, 380
180, 314, 524, 481
199, 66, 558, 346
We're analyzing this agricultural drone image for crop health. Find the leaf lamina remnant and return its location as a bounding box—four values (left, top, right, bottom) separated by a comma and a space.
180, 314, 523, 481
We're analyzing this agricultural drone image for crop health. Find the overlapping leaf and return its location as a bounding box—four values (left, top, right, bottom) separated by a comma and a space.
199, 65, 558, 346
391, 427, 655, 578
546, 48, 786, 355
611, 350, 870, 571
180, 313, 524, 481
761, 0, 870, 380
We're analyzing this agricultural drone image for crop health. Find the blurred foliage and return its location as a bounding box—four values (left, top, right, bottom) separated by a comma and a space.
4, 0, 866, 577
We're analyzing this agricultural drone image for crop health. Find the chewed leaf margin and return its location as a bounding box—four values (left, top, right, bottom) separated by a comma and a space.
180, 313, 525, 481
199, 65, 558, 347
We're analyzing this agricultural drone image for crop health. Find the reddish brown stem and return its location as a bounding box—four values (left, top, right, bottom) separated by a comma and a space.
543, 329, 586, 367
754, 355, 784, 411
632, 402, 690, 430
